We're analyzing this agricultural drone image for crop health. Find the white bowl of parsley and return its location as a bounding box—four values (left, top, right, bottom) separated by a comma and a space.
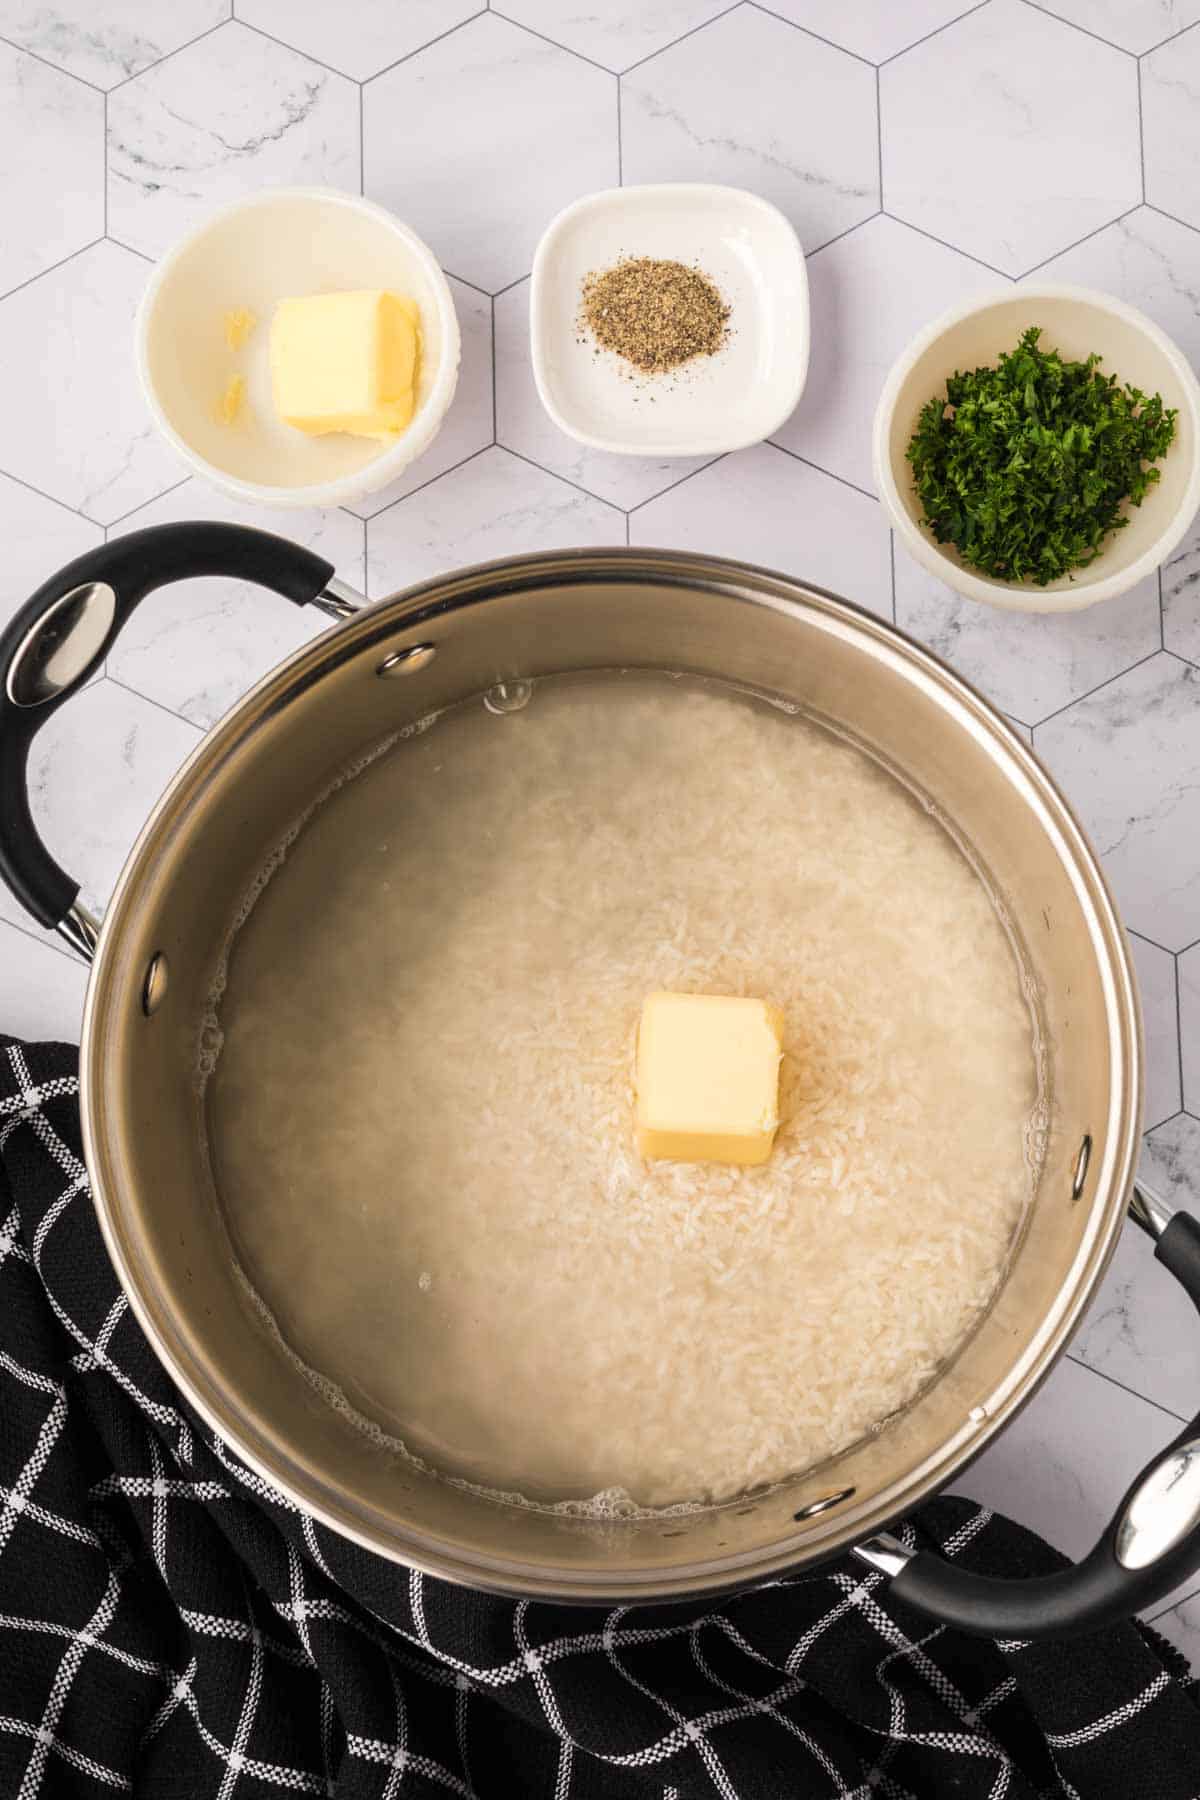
874, 284, 1200, 612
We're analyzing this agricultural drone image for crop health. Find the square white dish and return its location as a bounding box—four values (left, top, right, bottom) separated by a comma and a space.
530, 184, 809, 457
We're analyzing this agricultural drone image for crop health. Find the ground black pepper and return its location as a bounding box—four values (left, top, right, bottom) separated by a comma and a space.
579, 257, 730, 376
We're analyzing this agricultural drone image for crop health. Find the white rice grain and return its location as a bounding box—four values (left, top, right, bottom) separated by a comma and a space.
207, 676, 1040, 1510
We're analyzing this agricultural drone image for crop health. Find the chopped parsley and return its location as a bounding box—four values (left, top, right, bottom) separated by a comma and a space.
905, 326, 1177, 585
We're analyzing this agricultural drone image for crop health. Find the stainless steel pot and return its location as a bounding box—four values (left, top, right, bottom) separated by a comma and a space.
3, 521, 1199, 1641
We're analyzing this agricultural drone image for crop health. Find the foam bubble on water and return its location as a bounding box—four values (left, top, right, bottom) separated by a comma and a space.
234, 1264, 415, 1457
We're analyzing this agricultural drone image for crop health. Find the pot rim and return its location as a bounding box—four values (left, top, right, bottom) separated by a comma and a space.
79, 546, 1142, 1599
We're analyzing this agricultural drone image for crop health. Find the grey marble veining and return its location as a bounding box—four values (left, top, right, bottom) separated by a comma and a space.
1029, 0, 1200, 55
236, 0, 482, 84
107, 21, 360, 258
629, 440, 893, 616
364, 12, 617, 292
622, 7, 878, 252
882, 0, 1141, 275
1145, 20, 1200, 226
366, 444, 624, 596
894, 554, 1162, 726
0, 37, 101, 292
1036, 655, 1200, 951
0, 241, 183, 521
1163, 509, 1200, 661
1182, 945, 1200, 1110
772, 214, 998, 495
1, 0, 1200, 1670
0, 0, 229, 89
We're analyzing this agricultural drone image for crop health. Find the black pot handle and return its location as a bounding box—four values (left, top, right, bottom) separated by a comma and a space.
0, 522, 356, 949
854, 1187, 1200, 1641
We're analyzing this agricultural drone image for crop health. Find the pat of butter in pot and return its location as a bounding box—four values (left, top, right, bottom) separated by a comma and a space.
635, 991, 783, 1167
269, 290, 420, 442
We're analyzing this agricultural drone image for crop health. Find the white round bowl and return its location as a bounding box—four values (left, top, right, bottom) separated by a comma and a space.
136, 187, 460, 510
874, 283, 1200, 613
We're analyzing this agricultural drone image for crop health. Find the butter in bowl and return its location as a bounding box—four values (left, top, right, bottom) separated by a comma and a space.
136, 187, 460, 509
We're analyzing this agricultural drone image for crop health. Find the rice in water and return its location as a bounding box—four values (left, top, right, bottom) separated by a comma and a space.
205, 675, 1039, 1509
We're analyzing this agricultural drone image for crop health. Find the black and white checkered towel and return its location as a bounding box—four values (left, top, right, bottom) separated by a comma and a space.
2, 1035, 1200, 1798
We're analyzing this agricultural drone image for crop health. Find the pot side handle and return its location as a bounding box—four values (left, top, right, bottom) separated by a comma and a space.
0, 522, 354, 952
853, 1188, 1200, 1641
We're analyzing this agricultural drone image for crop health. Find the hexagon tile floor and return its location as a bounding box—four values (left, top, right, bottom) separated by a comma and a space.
2, 0, 1200, 1659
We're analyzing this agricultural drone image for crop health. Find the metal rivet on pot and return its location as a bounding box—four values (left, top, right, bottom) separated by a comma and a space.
1071, 1134, 1092, 1201
793, 1486, 855, 1523
377, 644, 436, 678
142, 953, 168, 1017
484, 679, 532, 715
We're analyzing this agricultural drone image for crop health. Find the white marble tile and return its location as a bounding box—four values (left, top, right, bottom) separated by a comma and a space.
0, 473, 103, 632
107, 21, 360, 261
496, 1, 729, 71
0, 241, 182, 523
0, 677, 200, 943
1142, 1108, 1200, 1208
0, 0, 230, 90
1070, 1214, 1195, 1431
1068, 1116, 1200, 1450
1144, 26, 1200, 231
0, 0, 228, 90
881, 0, 1140, 277
0, 923, 87, 1043
1037, 207, 1200, 375
1029, 0, 1200, 54
630, 444, 893, 619
948, 1354, 1181, 1562
105, 483, 363, 729
366, 444, 624, 596
893, 556, 1161, 727
1163, 509, 1200, 667
1069, 1183, 1199, 1432
494, 278, 710, 508
754, 0, 977, 63
237, 0, 481, 80
0, 40, 102, 296
346, 277, 493, 520
621, 6, 877, 254
1130, 932, 1184, 1129
363, 13, 616, 293
1180, 943, 1200, 1114
773, 216, 1006, 495
1034, 653, 1200, 952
